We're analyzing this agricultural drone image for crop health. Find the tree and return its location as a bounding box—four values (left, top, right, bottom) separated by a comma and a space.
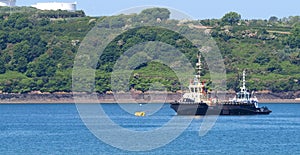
267, 60, 282, 73
253, 52, 270, 65
269, 16, 278, 23
287, 16, 300, 25
221, 12, 241, 25
109, 16, 126, 28
0, 31, 8, 50
15, 57, 28, 73
286, 26, 300, 48
139, 8, 171, 22
15, 17, 32, 30
0, 59, 6, 74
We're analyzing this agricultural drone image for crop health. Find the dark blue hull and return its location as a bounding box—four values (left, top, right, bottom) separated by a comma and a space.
170, 102, 272, 115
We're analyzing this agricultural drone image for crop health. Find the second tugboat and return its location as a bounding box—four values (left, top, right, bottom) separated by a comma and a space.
170, 54, 272, 115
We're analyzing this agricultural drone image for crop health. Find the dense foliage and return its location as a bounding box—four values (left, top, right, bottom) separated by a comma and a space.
0, 7, 299, 93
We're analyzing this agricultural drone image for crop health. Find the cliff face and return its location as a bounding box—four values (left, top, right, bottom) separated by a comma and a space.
0, 91, 299, 103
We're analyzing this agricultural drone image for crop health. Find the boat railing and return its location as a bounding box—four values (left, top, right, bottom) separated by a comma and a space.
221, 100, 255, 105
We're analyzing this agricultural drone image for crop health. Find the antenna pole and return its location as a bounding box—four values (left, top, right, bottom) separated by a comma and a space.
242, 70, 246, 90
196, 53, 201, 81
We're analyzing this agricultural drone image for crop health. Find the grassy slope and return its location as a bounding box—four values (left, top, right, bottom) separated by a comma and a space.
0, 7, 299, 93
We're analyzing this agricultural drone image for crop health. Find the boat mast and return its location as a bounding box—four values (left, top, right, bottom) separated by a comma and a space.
196, 53, 202, 81
241, 70, 246, 92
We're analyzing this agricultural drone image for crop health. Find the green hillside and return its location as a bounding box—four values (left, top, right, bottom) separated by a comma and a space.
0, 7, 299, 93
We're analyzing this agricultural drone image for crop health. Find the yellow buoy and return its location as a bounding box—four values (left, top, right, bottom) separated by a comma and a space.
135, 111, 146, 117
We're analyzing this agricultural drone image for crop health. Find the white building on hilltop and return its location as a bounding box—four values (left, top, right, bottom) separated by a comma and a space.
0, 0, 16, 6
31, 2, 77, 12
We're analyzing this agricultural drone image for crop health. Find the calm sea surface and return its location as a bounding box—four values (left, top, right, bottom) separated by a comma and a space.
0, 103, 300, 154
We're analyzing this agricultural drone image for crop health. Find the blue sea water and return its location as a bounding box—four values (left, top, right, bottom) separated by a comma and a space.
0, 103, 300, 154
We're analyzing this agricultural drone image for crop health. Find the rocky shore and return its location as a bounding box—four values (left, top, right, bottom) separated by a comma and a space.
0, 91, 299, 104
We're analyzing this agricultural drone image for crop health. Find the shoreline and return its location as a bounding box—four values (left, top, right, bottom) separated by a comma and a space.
0, 99, 299, 104
0, 93, 299, 104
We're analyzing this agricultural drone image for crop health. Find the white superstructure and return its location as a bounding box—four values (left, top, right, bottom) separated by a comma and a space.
229, 70, 259, 108
179, 53, 213, 104
31, 2, 77, 12
0, 0, 16, 7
